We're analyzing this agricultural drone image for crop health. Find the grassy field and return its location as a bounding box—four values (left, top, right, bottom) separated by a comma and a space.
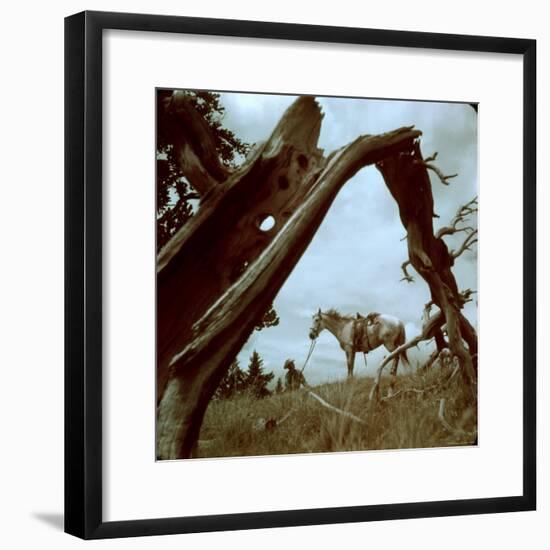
196, 368, 477, 459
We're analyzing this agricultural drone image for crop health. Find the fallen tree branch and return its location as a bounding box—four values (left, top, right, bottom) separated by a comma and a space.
381, 363, 460, 402
276, 408, 295, 426
306, 390, 367, 425
381, 387, 425, 401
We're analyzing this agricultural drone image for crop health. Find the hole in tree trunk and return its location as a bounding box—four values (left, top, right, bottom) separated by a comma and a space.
297, 154, 308, 169
278, 175, 290, 189
257, 215, 276, 232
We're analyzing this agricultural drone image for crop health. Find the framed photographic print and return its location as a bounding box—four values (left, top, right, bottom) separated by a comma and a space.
65, 10, 536, 539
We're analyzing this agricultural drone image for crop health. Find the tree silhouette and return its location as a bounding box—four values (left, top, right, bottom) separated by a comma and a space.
156, 90, 251, 251
245, 351, 274, 399
214, 360, 246, 400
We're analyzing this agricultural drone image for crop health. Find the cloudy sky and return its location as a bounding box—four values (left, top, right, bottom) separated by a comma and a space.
215, 92, 478, 385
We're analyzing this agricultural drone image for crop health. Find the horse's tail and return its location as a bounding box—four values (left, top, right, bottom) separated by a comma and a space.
399, 324, 411, 369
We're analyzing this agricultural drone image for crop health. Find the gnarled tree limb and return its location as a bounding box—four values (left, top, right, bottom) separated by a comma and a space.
414, 152, 458, 185
451, 230, 478, 259
160, 91, 232, 195
400, 260, 415, 283
436, 196, 478, 239
401, 197, 478, 284
381, 363, 460, 402
377, 144, 477, 401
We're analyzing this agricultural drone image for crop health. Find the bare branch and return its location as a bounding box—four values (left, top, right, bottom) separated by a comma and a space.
381, 387, 425, 401
414, 152, 458, 185
424, 151, 438, 163
459, 288, 477, 306
451, 229, 478, 258
400, 260, 415, 283
436, 196, 478, 239
164, 92, 232, 195
425, 164, 458, 185
277, 409, 295, 426
401, 196, 477, 284
422, 300, 435, 327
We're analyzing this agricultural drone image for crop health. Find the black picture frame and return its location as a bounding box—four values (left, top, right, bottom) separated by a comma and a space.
65, 10, 536, 540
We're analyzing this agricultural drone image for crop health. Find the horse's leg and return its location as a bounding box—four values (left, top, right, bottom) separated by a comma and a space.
345, 348, 355, 378
384, 342, 399, 396
388, 356, 399, 396
398, 325, 411, 369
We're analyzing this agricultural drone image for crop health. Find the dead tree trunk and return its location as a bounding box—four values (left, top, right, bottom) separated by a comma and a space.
375, 144, 477, 397
156, 96, 421, 459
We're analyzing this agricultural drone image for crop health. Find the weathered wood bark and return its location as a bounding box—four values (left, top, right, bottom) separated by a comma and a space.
156, 96, 421, 459
376, 143, 477, 397
158, 91, 231, 195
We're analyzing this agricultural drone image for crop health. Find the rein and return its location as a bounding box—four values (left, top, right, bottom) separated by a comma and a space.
300, 338, 317, 374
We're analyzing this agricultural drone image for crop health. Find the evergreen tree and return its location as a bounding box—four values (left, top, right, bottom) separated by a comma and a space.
156, 90, 251, 251
245, 351, 274, 399
275, 377, 284, 394
214, 360, 246, 400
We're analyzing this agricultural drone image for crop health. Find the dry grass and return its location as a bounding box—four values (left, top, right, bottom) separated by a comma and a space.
196, 368, 477, 459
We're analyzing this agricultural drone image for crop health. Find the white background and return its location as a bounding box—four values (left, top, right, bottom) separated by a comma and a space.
0, 1, 546, 548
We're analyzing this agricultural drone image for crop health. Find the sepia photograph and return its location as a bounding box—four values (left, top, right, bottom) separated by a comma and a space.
155, 89, 478, 461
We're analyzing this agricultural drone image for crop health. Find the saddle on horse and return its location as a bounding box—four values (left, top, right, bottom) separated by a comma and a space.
353, 312, 380, 352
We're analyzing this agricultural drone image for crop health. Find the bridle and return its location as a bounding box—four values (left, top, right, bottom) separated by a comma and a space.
303, 314, 323, 374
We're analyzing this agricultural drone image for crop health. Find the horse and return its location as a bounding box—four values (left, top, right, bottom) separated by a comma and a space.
308, 308, 410, 378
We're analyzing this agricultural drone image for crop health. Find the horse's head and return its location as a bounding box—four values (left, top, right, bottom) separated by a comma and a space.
309, 308, 324, 340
